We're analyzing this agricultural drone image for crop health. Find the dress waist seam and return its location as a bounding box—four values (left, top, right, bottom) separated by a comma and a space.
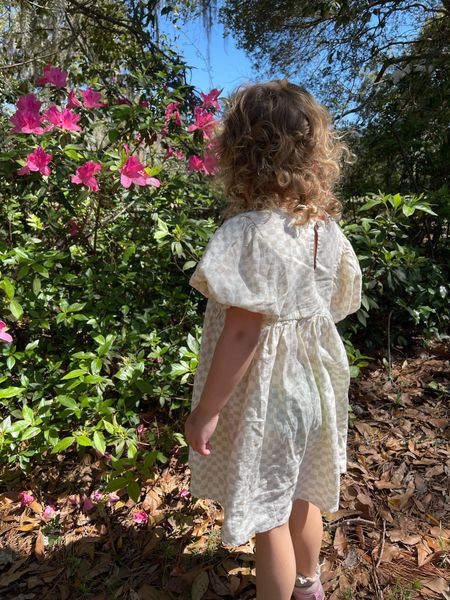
263, 309, 332, 325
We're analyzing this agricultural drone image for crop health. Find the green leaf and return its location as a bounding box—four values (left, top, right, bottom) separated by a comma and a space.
9, 419, 28, 434
0, 386, 24, 399
93, 431, 106, 455
183, 260, 197, 270
22, 405, 34, 421
61, 369, 87, 380
349, 366, 360, 378
76, 435, 93, 447
402, 205, 415, 217
31, 263, 49, 277
91, 358, 103, 374
187, 333, 199, 354
103, 420, 115, 434
108, 129, 120, 143
391, 193, 402, 209
9, 299, 23, 319
21, 426, 41, 440
6, 356, 16, 370
63, 147, 84, 160
127, 443, 137, 459
57, 395, 79, 409
3, 277, 15, 300
123, 243, 136, 262
359, 197, 383, 211
105, 476, 129, 492
413, 203, 437, 216
51, 436, 75, 454
32, 277, 41, 296
127, 480, 141, 502
84, 375, 106, 384
25, 340, 39, 351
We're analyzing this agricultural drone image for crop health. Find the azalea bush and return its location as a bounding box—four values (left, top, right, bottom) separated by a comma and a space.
0, 59, 221, 497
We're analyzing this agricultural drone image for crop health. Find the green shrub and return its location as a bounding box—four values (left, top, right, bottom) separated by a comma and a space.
341, 192, 449, 350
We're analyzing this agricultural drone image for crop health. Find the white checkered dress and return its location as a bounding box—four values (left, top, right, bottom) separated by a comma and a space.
188, 208, 362, 547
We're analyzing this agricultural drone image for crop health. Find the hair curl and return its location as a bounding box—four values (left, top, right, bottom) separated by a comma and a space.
213, 79, 355, 225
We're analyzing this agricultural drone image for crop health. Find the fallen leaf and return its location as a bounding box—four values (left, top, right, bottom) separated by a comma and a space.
208, 568, 231, 596
417, 540, 432, 566
333, 526, 347, 558
191, 570, 209, 600
142, 526, 165, 557
387, 530, 421, 545
421, 577, 449, 593
35, 529, 45, 560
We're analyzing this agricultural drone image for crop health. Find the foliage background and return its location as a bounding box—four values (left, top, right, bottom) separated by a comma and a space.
0, 0, 449, 494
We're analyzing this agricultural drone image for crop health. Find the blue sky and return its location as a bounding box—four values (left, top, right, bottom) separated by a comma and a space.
159, 8, 421, 126
160, 13, 257, 96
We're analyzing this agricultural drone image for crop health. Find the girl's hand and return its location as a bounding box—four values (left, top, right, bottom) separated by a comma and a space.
184, 406, 219, 456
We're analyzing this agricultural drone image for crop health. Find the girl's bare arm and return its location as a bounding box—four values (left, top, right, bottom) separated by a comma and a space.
195, 306, 263, 418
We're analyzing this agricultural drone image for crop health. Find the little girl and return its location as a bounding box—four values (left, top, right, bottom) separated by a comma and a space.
184, 79, 362, 600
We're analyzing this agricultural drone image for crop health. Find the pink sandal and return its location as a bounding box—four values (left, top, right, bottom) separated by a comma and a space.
292, 578, 325, 600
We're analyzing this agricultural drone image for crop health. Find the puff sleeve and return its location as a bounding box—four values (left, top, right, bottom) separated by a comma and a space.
189, 215, 286, 316
330, 230, 362, 323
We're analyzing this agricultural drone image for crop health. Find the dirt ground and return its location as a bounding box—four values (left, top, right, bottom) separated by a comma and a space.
1, 338, 449, 599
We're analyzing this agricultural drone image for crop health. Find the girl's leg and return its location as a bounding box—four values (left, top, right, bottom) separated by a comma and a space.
255, 521, 297, 600
288, 499, 323, 578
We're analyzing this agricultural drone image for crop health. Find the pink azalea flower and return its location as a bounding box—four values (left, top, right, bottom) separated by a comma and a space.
18, 491, 35, 507
188, 155, 207, 173
17, 146, 52, 177
0, 321, 13, 343
43, 106, 82, 132
81, 87, 106, 108
91, 489, 103, 502
120, 156, 160, 189
107, 492, 120, 505
59, 108, 82, 132
17, 93, 42, 113
67, 89, 82, 108
10, 94, 45, 134
178, 488, 190, 498
82, 496, 95, 512
159, 126, 169, 139
188, 153, 216, 176
71, 161, 102, 192
200, 88, 222, 111
164, 146, 174, 159
164, 146, 185, 160
139, 99, 149, 108
165, 101, 182, 125
187, 107, 217, 139
10, 111, 45, 135
43, 105, 62, 130
133, 510, 148, 525
36, 65, 67, 88
203, 141, 218, 176
42, 505, 57, 521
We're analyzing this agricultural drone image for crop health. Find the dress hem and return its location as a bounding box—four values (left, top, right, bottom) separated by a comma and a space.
189, 485, 340, 548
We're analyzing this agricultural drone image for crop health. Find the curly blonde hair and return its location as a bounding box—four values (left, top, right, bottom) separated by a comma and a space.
214, 79, 355, 225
